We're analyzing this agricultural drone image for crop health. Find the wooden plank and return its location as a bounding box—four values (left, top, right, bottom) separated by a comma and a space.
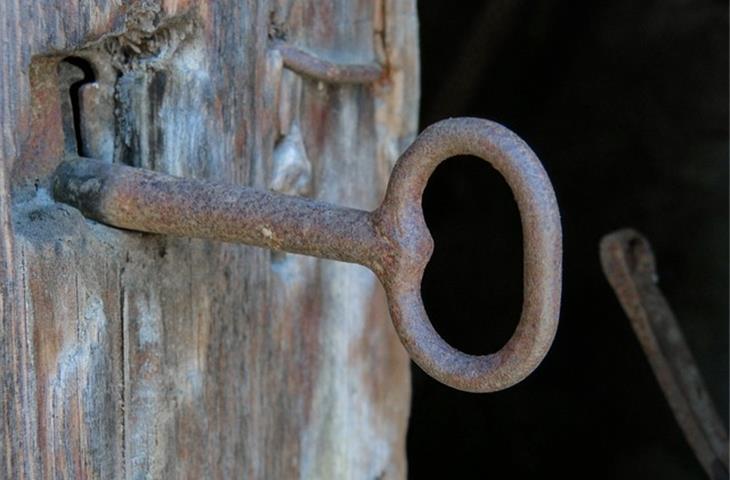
1, 0, 418, 478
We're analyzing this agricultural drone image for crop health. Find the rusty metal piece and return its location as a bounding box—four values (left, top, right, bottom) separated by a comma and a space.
272, 40, 383, 84
600, 229, 729, 480
53, 117, 562, 393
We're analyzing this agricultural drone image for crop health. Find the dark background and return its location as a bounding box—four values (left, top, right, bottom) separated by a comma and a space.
409, 1, 728, 478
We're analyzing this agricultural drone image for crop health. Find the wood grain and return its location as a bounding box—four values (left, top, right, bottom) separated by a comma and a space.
1, 0, 419, 478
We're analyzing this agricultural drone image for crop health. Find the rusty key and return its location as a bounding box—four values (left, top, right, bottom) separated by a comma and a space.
53, 117, 562, 393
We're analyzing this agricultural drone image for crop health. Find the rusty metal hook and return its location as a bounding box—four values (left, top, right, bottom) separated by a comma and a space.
601, 229, 728, 479
53, 117, 562, 392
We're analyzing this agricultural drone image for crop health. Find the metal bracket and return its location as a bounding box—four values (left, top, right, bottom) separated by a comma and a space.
53, 116, 561, 393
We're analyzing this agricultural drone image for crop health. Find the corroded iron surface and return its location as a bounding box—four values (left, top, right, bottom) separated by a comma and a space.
54, 117, 562, 393
601, 229, 729, 480
273, 40, 383, 84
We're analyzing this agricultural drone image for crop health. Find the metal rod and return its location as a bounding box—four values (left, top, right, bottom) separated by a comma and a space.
273, 41, 383, 84
600, 229, 729, 480
53, 158, 388, 269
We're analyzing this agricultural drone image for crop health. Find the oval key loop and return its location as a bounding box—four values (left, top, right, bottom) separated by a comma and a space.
53, 117, 561, 393
375, 118, 562, 392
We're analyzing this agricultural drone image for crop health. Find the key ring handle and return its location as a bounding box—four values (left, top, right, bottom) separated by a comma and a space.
375, 118, 562, 392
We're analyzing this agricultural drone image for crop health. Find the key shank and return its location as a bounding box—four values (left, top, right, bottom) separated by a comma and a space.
53, 157, 387, 268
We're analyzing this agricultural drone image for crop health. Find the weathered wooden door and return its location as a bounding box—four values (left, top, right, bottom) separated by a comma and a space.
1, 1, 418, 477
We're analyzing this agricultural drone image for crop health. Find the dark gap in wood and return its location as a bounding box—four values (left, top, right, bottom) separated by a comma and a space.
61, 57, 96, 157
117, 263, 126, 479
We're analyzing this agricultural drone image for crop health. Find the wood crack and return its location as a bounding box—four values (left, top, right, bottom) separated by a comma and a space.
118, 259, 127, 480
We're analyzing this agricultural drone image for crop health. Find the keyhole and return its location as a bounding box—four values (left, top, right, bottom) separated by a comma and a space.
58, 57, 96, 156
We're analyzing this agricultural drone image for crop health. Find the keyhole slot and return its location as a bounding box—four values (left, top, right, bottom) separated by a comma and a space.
58, 56, 96, 156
